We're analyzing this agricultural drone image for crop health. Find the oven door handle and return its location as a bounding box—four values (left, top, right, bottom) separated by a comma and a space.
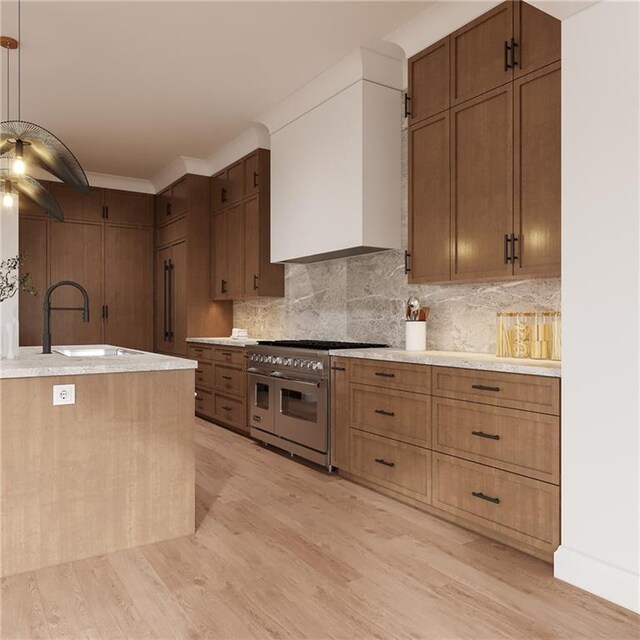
269, 371, 322, 387
247, 367, 266, 375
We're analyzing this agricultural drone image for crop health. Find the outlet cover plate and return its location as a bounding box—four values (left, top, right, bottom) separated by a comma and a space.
53, 383, 75, 406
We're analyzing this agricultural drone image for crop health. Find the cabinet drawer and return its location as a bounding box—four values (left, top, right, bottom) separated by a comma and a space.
215, 365, 246, 397
214, 347, 245, 367
195, 387, 214, 418
214, 393, 246, 431
432, 367, 560, 415
350, 359, 431, 395
432, 453, 559, 552
195, 360, 214, 388
187, 343, 213, 361
432, 397, 559, 483
351, 384, 431, 448
349, 430, 431, 503
156, 217, 186, 246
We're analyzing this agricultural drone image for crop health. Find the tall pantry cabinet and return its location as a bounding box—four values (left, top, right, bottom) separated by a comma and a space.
406, 0, 561, 284
154, 175, 232, 356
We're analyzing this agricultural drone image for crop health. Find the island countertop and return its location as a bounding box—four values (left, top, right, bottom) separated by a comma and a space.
0, 345, 197, 380
187, 336, 261, 347
328, 348, 561, 378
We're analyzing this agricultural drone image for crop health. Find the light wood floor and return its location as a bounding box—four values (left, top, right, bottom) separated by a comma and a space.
2, 418, 638, 640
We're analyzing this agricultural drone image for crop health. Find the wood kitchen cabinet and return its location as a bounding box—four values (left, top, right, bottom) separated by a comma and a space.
211, 149, 284, 300
330, 357, 350, 471
154, 175, 232, 356
156, 177, 188, 227
18, 184, 155, 349
407, 0, 561, 284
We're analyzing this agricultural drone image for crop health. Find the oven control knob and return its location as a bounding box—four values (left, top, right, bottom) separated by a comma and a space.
293, 359, 300, 367
306, 361, 313, 369
312, 362, 322, 371
283, 357, 292, 366
274, 356, 282, 365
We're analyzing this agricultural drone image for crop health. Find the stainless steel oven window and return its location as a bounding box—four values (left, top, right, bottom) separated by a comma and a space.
280, 387, 318, 423
256, 381, 270, 410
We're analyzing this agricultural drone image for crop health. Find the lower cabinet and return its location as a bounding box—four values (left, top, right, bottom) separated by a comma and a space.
331, 357, 560, 562
188, 343, 248, 433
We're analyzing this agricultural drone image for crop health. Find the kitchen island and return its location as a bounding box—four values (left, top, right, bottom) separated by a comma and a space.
0, 346, 197, 577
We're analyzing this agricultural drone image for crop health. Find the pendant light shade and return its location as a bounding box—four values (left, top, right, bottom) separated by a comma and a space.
0, 169, 64, 220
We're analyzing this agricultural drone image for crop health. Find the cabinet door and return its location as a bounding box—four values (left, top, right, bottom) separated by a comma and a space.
105, 226, 153, 350
156, 187, 172, 226
409, 112, 451, 283
171, 178, 188, 217
452, 85, 513, 281
170, 241, 188, 356
48, 183, 104, 222
227, 162, 245, 204
49, 221, 104, 345
514, 63, 561, 278
244, 197, 260, 295
330, 358, 350, 471
105, 190, 153, 227
155, 245, 173, 353
408, 37, 450, 125
18, 216, 48, 346
451, 1, 513, 105
226, 205, 245, 299
210, 171, 228, 212
514, 1, 560, 78
212, 211, 229, 300
244, 152, 260, 197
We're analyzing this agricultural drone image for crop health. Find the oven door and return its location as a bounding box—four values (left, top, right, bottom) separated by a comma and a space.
247, 371, 275, 433
274, 376, 328, 453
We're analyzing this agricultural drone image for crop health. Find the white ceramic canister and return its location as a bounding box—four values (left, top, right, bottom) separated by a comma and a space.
405, 321, 426, 351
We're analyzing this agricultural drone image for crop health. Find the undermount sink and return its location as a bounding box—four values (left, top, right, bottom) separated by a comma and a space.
53, 347, 141, 358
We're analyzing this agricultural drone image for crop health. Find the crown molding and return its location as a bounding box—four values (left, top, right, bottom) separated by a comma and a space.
85, 172, 155, 194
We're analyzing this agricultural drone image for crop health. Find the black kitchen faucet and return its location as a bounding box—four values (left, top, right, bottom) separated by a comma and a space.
42, 280, 90, 354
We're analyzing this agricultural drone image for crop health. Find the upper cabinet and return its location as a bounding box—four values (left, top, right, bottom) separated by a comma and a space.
407, 0, 560, 285
210, 149, 284, 301
156, 177, 188, 227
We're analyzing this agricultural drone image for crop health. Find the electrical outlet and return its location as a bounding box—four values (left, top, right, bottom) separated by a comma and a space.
53, 384, 75, 406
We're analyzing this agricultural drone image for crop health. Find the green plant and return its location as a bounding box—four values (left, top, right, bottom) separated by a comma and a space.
0, 253, 38, 303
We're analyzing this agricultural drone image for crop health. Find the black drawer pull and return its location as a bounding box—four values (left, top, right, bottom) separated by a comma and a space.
472, 430, 500, 441
374, 458, 395, 468
374, 409, 395, 417
222, 405, 233, 411
196, 369, 203, 374
221, 375, 232, 381
472, 491, 500, 504
472, 384, 501, 392
220, 351, 232, 356
252, 415, 261, 422
331, 366, 346, 371
375, 372, 395, 378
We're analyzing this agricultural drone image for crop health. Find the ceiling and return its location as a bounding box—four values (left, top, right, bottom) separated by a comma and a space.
0, 1, 430, 180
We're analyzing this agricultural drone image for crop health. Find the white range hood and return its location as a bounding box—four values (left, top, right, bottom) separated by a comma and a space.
260, 48, 402, 263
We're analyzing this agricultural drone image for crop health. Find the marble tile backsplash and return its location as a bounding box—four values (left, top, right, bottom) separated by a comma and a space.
233, 127, 561, 353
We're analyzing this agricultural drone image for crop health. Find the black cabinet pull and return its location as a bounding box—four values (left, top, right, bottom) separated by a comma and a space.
374, 409, 395, 417
472, 491, 500, 504
222, 405, 233, 411
375, 458, 395, 468
166, 202, 172, 216
504, 234, 512, 263
404, 92, 412, 118
331, 366, 346, 371
102, 204, 109, 220
511, 233, 519, 262
472, 430, 500, 441
253, 415, 262, 422
375, 372, 395, 378
253, 171, 259, 188
221, 279, 228, 294
253, 274, 259, 290
221, 351, 232, 356
163, 260, 169, 340
504, 40, 512, 71
472, 384, 500, 392
196, 368, 203, 374
221, 375, 232, 381
167, 260, 174, 339
510, 37, 519, 68
221, 187, 228, 203
404, 250, 411, 274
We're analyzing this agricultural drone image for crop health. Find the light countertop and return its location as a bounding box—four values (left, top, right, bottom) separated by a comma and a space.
0, 346, 197, 380
328, 348, 561, 378
187, 337, 260, 347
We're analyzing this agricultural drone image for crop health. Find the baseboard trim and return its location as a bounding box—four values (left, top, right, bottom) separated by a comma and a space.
554, 545, 640, 613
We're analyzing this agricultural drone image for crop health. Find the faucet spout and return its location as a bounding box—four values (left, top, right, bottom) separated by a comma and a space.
42, 280, 91, 354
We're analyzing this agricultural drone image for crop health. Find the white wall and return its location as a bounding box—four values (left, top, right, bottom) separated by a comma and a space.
556, 0, 640, 613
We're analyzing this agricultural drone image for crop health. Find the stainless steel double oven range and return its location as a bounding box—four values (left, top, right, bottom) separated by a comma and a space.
247, 340, 384, 470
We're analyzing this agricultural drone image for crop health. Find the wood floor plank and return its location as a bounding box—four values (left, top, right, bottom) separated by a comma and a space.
2, 418, 638, 640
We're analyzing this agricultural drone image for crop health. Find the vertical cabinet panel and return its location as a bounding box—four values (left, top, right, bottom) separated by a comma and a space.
330, 358, 350, 471
210, 171, 228, 212
408, 112, 451, 283
105, 190, 153, 227
48, 184, 104, 223
408, 37, 450, 124
244, 152, 260, 197
170, 241, 188, 356
213, 211, 229, 300
514, 63, 561, 277
514, 1, 561, 78
451, 1, 514, 105
452, 85, 513, 281
18, 217, 48, 346
226, 205, 245, 299
105, 227, 153, 350
244, 197, 260, 295
49, 222, 104, 345
227, 162, 245, 204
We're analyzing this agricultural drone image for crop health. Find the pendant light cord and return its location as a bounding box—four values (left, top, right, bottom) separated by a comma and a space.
17, 0, 20, 120
5, 44, 9, 120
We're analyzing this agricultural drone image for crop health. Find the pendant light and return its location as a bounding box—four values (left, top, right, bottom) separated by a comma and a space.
0, 0, 89, 221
